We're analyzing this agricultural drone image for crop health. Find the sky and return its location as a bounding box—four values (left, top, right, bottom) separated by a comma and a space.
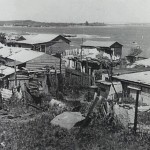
0, 0, 150, 23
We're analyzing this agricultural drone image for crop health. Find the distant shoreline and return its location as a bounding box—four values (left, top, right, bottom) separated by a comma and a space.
0, 20, 150, 28
1, 24, 150, 29
0, 24, 107, 28
0, 20, 106, 28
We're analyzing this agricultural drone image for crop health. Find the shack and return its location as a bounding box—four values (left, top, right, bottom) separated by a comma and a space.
9, 34, 71, 55
113, 71, 150, 105
0, 47, 65, 94
81, 40, 123, 61
0, 47, 65, 74
0, 65, 19, 89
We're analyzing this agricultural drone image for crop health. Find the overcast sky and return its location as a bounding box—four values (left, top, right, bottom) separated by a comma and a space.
0, 0, 150, 23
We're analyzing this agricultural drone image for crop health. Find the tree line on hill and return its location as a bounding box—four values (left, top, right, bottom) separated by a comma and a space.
0, 20, 106, 27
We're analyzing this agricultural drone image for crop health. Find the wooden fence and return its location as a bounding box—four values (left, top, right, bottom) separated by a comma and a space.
65, 68, 93, 88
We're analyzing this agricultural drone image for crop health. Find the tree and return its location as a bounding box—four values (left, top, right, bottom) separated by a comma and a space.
0, 33, 6, 44
129, 42, 142, 56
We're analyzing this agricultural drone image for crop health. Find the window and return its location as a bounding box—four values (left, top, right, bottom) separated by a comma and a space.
40, 44, 46, 53
142, 87, 150, 93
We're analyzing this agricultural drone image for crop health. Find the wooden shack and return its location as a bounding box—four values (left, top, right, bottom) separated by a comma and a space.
81, 40, 123, 60
5, 48, 65, 74
0, 65, 17, 89
9, 34, 71, 55
113, 71, 150, 105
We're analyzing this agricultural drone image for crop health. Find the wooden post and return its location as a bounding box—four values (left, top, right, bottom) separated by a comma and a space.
133, 90, 140, 134
86, 58, 88, 74
80, 46, 83, 60
14, 60, 17, 86
59, 53, 62, 74
55, 62, 58, 96
100, 62, 102, 80
88, 67, 91, 86
55, 62, 57, 82
105, 67, 120, 102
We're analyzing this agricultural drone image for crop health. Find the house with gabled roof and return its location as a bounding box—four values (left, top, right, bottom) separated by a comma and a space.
81, 40, 123, 60
7, 34, 71, 55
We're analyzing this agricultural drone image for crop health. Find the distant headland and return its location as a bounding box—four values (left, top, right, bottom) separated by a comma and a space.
0, 20, 106, 27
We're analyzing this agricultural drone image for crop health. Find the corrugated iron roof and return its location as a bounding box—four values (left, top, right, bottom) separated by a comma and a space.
0, 46, 27, 58
113, 71, 150, 86
7, 60, 24, 66
0, 46, 64, 72
7, 49, 44, 63
0, 65, 16, 76
16, 34, 69, 45
0, 46, 46, 64
81, 40, 120, 48
26, 53, 65, 72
